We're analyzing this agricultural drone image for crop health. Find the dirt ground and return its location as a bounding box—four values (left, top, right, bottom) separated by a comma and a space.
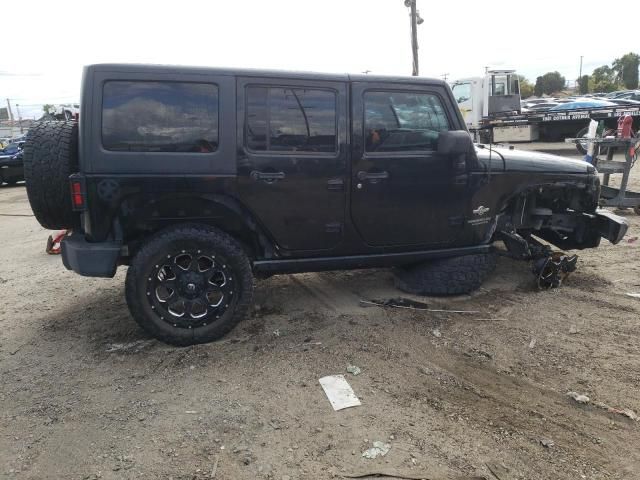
1, 144, 640, 480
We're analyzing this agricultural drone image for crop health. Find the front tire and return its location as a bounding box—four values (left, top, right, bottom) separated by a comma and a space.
394, 253, 497, 296
125, 225, 253, 346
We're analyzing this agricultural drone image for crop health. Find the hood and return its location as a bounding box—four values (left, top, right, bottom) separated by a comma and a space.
475, 146, 595, 174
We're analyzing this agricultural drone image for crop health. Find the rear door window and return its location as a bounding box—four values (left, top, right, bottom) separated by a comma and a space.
102, 81, 219, 153
364, 91, 450, 152
245, 86, 337, 153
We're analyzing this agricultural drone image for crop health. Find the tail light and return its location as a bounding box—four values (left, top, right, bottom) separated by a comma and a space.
69, 175, 86, 211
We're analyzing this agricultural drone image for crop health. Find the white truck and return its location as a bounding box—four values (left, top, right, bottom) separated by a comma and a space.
451, 70, 532, 142
451, 70, 640, 145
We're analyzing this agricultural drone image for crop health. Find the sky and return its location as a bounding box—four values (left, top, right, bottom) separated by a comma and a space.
0, 0, 631, 119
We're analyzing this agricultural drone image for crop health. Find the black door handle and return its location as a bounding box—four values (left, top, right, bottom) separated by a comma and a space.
357, 170, 389, 181
250, 171, 286, 181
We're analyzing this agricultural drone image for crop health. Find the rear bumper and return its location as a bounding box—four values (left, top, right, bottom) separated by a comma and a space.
61, 232, 121, 278
595, 208, 628, 245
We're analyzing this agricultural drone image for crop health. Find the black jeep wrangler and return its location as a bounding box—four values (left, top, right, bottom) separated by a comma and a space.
23, 64, 628, 345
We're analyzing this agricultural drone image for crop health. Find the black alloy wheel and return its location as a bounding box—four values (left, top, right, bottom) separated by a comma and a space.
126, 225, 253, 346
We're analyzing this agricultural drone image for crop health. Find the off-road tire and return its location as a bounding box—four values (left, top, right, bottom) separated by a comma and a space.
125, 225, 253, 346
23, 121, 79, 229
394, 253, 497, 296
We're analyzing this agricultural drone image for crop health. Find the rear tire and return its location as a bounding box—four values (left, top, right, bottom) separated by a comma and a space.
23, 121, 80, 229
125, 225, 253, 346
394, 253, 497, 296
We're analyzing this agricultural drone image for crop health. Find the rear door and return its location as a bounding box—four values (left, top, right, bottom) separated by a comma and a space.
350, 82, 468, 247
236, 77, 348, 251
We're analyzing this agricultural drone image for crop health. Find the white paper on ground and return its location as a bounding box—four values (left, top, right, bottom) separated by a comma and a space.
626, 293, 640, 299
319, 375, 361, 411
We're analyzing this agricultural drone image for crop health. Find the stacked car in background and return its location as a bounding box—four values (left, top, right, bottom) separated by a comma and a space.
522, 89, 640, 113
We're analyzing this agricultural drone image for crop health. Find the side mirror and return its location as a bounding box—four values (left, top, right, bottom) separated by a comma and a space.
437, 130, 474, 156
437, 130, 476, 185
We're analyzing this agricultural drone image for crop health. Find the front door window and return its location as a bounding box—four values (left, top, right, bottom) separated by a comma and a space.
364, 91, 450, 152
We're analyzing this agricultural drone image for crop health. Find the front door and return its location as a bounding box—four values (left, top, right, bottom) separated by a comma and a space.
350, 82, 467, 247
236, 77, 347, 251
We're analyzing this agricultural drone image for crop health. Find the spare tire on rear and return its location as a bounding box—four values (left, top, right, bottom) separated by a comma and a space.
23, 121, 80, 230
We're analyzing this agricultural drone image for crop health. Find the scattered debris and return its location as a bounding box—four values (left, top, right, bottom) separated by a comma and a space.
485, 462, 511, 480
319, 375, 361, 411
343, 471, 487, 479
359, 298, 479, 314
346, 365, 362, 376
569, 325, 579, 334
273, 329, 281, 337
567, 391, 590, 404
607, 408, 638, 421
221, 335, 252, 344
593, 401, 639, 421
268, 418, 285, 430
626, 236, 638, 244
432, 328, 442, 338
46, 230, 67, 255
540, 438, 554, 448
626, 293, 640, 299
528, 338, 537, 349
210, 457, 219, 478
533, 252, 577, 289
185, 410, 198, 414
362, 441, 391, 459
105, 339, 154, 353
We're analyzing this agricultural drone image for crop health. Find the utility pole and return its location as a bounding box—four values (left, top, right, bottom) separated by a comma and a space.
15, 103, 24, 134
404, 0, 421, 76
6, 98, 14, 122
579, 56, 583, 80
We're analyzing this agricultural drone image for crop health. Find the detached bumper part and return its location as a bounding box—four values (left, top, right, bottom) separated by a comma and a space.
595, 208, 628, 245
61, 233, 121, 278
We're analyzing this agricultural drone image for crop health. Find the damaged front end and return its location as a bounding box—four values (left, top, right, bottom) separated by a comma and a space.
495, 179, 628, 288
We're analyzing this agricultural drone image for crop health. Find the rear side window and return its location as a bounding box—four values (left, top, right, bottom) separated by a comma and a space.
364, 91, 450, 152
102, 81, 219, 153
246, 86, 336, 153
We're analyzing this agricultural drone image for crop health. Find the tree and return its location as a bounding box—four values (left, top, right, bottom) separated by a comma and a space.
612, 52, 639, 89
540, 71, 566, 95
591, 65, 619, 92
42, 104, 55, 114
518, 75, 534, 98
534, 76, 544, 97
577, 75, 590, 94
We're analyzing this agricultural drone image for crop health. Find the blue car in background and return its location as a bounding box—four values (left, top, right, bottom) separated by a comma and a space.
548, 100, 617, 111
0, 141, 25, 185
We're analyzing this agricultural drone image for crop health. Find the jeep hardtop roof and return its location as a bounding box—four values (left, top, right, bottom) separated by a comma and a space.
84, 63, 448, 87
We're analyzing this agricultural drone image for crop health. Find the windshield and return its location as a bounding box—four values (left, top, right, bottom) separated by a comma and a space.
452, 83, 471, 104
